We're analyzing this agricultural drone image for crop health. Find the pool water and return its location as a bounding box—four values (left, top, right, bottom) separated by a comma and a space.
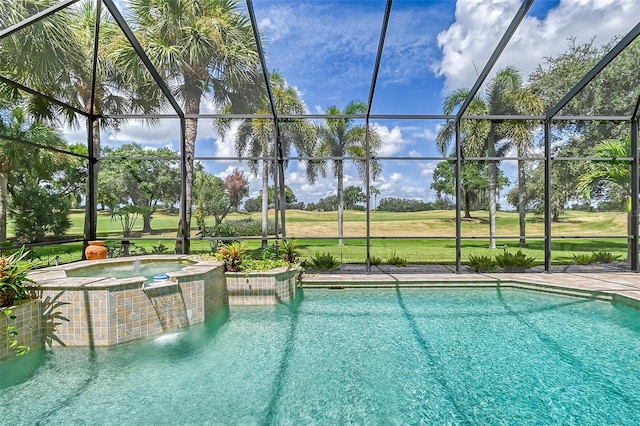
2, 288, 640, 424
64, 260, 192, 281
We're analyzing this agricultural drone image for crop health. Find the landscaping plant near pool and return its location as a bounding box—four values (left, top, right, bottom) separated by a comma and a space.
0, 247, 39, 308
215, 241, 298, 272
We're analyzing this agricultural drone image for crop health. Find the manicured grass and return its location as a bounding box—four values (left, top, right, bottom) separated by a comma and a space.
292, 237, 628, 265
12, 209, 631, 266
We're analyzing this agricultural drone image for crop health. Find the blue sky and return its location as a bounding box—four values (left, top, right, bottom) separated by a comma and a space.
77, 0, 640, 207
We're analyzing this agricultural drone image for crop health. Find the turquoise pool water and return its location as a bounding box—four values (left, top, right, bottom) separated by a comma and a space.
64, 260, 192, 281
2, 288, 640, 424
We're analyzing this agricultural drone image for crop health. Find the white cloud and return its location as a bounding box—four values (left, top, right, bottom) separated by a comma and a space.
103, 118, 181, 150
435, 0, 640, 93
390, 172, 403, 182
419, 162, 437, 179
374, 124, 411, 156
285, 171, 310, 186
342, 174, 360, 188
211, 121, 239, 158
420, 128, 438, 141
258, 7, 295, 43
379, 182, 394, 191
298, 183, 330, 199
216, 165, 247, 180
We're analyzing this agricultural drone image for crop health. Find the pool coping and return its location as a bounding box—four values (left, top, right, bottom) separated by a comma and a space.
27, 255, 221, 289
301, 272, 640, 309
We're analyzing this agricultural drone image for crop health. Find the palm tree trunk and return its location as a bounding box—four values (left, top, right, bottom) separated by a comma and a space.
0, 170, 8, 243
463, 187, 472, 219
337, 160, 344, 246
261, 160, 269, 248
175, 89, 201, 253
518, 157, 527, 247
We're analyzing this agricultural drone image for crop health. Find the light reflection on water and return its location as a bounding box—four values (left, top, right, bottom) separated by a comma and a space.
2, 289, 640, 424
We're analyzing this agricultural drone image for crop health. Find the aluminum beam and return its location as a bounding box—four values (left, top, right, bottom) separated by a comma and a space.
101, 0, 184, 119
0, 76, 88, 117
0, 0, 80, 40
544, 121, 552, 271
632, 120, 639, 271
88, 0, 102, 117
364, 0, 392, 273
247, 0, 287, 240
456, 0, 534, 118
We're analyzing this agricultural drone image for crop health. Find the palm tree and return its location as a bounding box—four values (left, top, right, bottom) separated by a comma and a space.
577, 137, 633, 260
370, 186, 380, 210
437, 89, 491, 220
0, 1, 82, 118
437, 67, 540, 248
116, 0, 262, 252
319, 101, 382, 246
233, 71, 314, 248
0, 107, 68, 242
0, 1, 162, 251
494, 75, 543, 247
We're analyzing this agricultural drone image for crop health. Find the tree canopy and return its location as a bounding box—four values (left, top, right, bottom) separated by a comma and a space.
98, 143, 180, 232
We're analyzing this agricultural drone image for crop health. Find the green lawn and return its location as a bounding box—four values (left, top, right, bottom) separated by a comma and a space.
11, 209, 631, 266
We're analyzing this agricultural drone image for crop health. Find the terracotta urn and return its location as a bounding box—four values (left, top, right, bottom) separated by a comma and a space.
85, 240, 108, 260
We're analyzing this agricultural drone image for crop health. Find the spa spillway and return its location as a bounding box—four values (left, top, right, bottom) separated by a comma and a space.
26, 256, 226, 347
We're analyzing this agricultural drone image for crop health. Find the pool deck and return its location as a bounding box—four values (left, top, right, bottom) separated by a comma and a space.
303, 268, 640, 308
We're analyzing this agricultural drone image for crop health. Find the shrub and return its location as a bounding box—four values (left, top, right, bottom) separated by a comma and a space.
202, 245, 295, 272
310, 251, 340, 271
11, 185, 71, 242
572, 253, 594, 265
108, 242, 147, 258
215, 242, 247, 272
151, 242, 170, 254
241, 257, 289, 272
467, 254, 497, 272
494, 247, 535, 272
0, 247, 39, 308
225, 218, 276, 236
279, 239, 298, 263
199, 224, 239, 251
590, 250, 622, 264
387, 251, 407, 267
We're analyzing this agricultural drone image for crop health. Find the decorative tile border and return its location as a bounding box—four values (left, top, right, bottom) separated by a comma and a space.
0, 299, 42, 361
2, 260, 297, 360
226, 267, 299, 305
29, 257, 226, 349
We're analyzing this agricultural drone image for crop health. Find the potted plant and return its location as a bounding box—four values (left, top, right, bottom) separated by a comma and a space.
215, 242, 247, 272
0, 247, 38, 308
279, 239, 298, 263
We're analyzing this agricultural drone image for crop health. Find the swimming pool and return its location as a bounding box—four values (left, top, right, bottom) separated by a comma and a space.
2, 288, 640, 424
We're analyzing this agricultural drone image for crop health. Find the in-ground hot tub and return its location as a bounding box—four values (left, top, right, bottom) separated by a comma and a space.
27, 256, 226, 347
64, 258, 194, 282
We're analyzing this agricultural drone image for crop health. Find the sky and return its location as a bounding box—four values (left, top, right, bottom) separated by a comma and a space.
63, 0, 640, 208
